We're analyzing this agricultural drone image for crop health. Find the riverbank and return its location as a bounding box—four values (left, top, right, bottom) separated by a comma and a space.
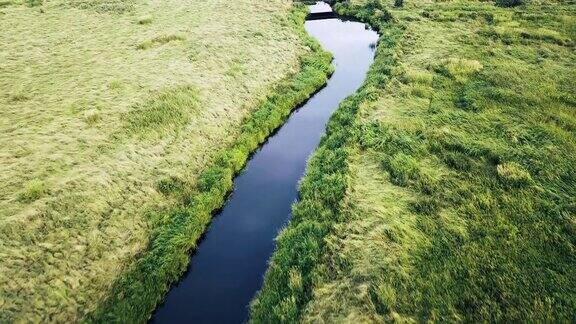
0, 0, 330, 321
150, 5, 377, 322
252, 0, 575, 322
87, 4, 333, 323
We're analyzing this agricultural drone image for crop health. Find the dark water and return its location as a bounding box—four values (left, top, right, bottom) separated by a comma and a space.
151, 3, 378, 323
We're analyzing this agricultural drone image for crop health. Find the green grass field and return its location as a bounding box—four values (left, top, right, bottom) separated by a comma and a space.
0, 0, 321, 321
252, 0, 576, 322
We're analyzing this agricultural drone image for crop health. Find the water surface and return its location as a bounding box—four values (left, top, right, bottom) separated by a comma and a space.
151, 4, 378, 323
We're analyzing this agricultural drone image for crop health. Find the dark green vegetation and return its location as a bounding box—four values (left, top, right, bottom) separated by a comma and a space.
87, 6, 333, 323
252, 0, 575, 322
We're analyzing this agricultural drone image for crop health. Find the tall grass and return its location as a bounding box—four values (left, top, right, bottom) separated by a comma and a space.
252, 0, 576, 322
86, 5, 333, 322
250, 8, 403, 321
0, 0, 314, 321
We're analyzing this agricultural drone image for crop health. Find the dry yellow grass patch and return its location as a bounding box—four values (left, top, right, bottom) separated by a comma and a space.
0, 0, 306, 320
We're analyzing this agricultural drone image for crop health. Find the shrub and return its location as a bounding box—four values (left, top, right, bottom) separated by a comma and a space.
394, 0, 403, 8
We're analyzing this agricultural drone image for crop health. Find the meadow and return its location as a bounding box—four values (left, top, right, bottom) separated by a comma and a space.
0, 0, 329, 321
252, 0, 576, 322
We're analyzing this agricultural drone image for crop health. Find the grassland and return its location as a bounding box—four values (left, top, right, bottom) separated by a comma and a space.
0, 0, 330, 321
252, 0, 576, 322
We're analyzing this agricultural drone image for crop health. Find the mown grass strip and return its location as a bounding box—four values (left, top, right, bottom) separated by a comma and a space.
86, 5, 333, 323
249, 3, 404, 322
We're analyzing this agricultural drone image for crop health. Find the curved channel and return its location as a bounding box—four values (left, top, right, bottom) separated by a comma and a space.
151, 3, 379, 323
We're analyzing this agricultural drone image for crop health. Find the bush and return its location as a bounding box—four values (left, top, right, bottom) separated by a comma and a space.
394, 0, 403, 8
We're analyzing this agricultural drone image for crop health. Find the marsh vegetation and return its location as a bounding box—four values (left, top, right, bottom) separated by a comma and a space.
1, 0, 574, 321
0, 0, 315, 321
253, 0, 575, 322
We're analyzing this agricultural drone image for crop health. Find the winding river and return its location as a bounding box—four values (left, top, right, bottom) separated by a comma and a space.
151, 2, 379, 323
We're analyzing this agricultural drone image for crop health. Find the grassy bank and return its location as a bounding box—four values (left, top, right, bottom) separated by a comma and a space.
0, 0, 331, 321
88, 6, 333, 322
252, 0, 575, 322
